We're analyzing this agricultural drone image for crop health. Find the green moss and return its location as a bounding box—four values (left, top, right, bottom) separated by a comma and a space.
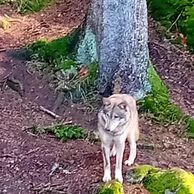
139, 65, 183, 123
144, 168, 194, 194
127, 165, 194, 194
97, 181, 124, 194
57, 59, 76, 71
139, 63, 194, 135
185, 117, 194, 137
126, 165, 160, 184
27, 29, 80, 68
0, 0, 53, 14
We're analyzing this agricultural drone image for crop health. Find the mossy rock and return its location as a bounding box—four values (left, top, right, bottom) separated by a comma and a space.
126, 165, 194, 194
97, 180, 124, 194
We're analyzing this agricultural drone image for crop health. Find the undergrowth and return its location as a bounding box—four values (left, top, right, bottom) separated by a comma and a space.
27, 29, 80, 65
30, 124, 86, 141
139, 63, 194, 136
147, 0, 194, 50
27, 29, 98, 102
0, 0, 53, 14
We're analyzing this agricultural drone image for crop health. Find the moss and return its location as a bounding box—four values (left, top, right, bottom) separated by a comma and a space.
139, 64, 183, 123
126, 165, 160, 184
127, 165, 194, 194
185, 117, 194, 137
139, 63, 194, 135
97, 181, 124, 194
27, 29, 80, 68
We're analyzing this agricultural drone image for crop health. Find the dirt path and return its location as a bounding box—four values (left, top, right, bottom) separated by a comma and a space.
0, 1, 194, 194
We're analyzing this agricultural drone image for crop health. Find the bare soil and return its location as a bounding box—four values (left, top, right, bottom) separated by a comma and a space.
0, 1, 194, 194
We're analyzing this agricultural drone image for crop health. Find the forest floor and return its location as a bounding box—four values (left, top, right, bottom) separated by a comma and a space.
0, 1, 194, 193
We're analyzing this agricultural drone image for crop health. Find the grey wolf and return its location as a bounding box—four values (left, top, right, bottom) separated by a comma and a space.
97, 94, 139, 183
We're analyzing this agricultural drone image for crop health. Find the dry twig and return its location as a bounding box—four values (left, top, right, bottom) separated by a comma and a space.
39, 106, 60, 119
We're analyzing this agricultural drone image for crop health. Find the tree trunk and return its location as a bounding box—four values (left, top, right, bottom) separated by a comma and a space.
76, 0, 151, 100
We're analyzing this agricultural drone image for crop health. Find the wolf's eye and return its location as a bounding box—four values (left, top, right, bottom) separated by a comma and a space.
114, 115, 120, 119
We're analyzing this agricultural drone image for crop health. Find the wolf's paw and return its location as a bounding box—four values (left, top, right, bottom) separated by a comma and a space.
110, 145, 116, 157
124, 159, 134, 166
103, 174, 111, 182
115, 172, 123, 183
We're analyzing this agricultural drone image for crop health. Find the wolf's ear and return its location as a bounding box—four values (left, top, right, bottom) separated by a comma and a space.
103, 97, 111, 106
118, 102, 127, 111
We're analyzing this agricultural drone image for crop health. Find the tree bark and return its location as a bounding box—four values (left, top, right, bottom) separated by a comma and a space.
76, 0, 151, 100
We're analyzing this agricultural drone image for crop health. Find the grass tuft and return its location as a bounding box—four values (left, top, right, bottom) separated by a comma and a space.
0, 0, 53, 14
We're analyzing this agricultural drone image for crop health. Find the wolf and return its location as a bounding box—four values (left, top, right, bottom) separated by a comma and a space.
97, 94, 139, 183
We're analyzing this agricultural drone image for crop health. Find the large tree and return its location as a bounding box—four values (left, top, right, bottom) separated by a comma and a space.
76, 0, 150, 99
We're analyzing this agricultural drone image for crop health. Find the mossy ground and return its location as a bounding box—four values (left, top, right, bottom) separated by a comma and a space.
0, 0, 53, 14
97, 181, 124, 194
139, 63, 194, 135
27, 29, 80, 65
127, 165, 194, 194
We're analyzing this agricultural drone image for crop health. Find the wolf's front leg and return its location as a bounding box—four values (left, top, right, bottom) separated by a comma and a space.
125, 137, 137, 166
101, 144, 111, 182
115, 143, 125, 183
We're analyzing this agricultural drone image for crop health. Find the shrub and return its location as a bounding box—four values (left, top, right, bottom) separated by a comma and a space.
147, 0, 194, 50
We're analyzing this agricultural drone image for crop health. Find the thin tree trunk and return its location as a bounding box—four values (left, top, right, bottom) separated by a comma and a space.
76, 0, 151, 100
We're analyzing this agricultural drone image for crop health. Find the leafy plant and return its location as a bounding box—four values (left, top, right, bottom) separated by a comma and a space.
51, 124, 86, 141
29, 124, 86, 141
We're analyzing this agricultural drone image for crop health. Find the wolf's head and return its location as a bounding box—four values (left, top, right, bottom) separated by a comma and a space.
99, 96, 131, 135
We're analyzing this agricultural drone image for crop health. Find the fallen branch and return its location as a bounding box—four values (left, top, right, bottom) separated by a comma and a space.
39, 106, 60, 119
